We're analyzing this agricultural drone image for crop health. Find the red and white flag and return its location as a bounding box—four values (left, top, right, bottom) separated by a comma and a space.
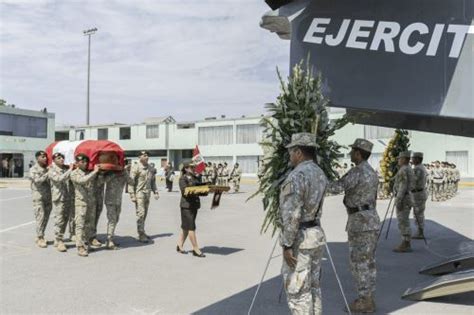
192, 145, 206, 174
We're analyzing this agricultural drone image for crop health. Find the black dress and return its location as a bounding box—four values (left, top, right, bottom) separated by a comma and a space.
179, 173, 201, 231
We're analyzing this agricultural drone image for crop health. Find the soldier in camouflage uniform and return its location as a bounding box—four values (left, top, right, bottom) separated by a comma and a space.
279, 133, 328, 315
70, 154, 100, 257
410, 152, 428, 240
48, 152, 74, 252
453, 164, 460, 195
431, 161, 444, 201
128, 151, 159, 243
229, 163, 242, 193
327, 139, 380, 313
89, 173, 107, 248
29, 151, 53, 248
104, 166, 132, 249
393, 151, 415, 253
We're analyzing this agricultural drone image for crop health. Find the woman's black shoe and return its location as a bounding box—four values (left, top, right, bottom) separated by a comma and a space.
176, 245, 186, 254
192, 250, 206, 258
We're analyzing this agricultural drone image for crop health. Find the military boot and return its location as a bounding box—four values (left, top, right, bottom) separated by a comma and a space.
106, 239, 118, 250
90, 238, 103, 248
57, 241, 67, 252
138, 233, 150, 243
393, 240, 412, 252
346, 296, 376, 313
36, 237, 47, 248
412, 228, 425, 239
77, 246, 88, 257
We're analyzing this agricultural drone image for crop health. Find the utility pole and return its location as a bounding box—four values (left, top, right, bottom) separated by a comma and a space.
83, 27, 98, 125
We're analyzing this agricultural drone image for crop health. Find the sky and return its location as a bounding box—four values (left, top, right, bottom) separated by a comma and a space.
0, 0, 290, 126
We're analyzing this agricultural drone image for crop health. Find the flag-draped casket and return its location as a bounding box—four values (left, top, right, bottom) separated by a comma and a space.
45, 140, 125, 171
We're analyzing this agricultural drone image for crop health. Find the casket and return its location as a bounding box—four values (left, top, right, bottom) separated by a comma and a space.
45, 140, 125, 171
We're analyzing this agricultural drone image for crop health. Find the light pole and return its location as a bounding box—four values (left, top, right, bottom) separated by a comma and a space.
83, 27, 98, 125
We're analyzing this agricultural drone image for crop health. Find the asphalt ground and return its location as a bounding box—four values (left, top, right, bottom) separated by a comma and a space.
0, 182, 473, 315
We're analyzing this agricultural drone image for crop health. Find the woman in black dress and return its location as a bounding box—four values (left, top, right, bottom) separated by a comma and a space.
176, 161, 205, 257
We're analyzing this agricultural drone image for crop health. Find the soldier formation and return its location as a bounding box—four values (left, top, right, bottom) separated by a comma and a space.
426, 161, 460, 202
29, 150, 158, 257
201, 161, 242, 193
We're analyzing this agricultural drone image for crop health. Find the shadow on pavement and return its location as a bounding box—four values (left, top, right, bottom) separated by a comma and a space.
195, 219, 473, 314
201, 246, 244, 256
106, 233, 173, 249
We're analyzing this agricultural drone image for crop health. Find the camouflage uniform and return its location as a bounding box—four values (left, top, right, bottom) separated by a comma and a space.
393, 164, 415, 242
70, 168, 98, 248
29, 163, 52, 239
128, 162, 157, 236
328, 160, 380, 300
280, 159, 328, 315
105, 170, 131, 240
229, 165, 242, 192
431, 166, 444, 201
90, 174, 106, 241
48, 163, 74, 242
412, 163, 428, 231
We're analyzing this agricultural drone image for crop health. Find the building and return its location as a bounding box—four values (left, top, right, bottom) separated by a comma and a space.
55, 115, 265, 175
57, 112, 474, 177
0, 105, 55, 178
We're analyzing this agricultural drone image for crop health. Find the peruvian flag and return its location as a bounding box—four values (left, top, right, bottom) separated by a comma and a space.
45, 140, 125, 171
192, 145, 206, 174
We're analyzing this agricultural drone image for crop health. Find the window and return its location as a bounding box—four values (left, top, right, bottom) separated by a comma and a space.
97, 128, 108, 140
75, 130, 85, 140
120, 127, 131, 140
236, 156, 260, 173
55, 131, 69, 141
236, 124, 262, 144
146, 125, 159, 138
198, 126, 233, 145
446, 151, 468, 176
0, 113, 47, 138
177, 123, 195, 129
364, 125, 394, 139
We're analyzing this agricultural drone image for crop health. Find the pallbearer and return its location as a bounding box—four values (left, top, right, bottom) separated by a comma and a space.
48, 152, 74, 252
70, 154, 100, 257
29, 151, 52, 248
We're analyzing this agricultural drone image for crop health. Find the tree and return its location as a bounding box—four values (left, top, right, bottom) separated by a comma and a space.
250, 60, 349, 234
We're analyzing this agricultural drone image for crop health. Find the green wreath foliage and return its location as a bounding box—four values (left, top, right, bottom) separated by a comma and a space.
250, 60, 349, 234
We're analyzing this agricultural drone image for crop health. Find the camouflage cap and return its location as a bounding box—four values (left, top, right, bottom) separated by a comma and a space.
412, 152, 423, 158
349, 138, 373, 153
138, 150, 149, 157
75, 153, 90, 162
35, 150, 47, 158
397, 151, 412, 159
52, 152, 65, 159
285, 132, 317, 148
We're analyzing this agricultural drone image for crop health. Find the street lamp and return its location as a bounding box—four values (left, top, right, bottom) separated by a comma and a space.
83, 27, 98, 125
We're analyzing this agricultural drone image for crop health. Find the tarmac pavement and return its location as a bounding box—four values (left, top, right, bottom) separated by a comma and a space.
0, 182, 473, 314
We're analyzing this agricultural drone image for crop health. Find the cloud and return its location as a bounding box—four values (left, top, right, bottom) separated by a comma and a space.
0, 0, 290, 125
